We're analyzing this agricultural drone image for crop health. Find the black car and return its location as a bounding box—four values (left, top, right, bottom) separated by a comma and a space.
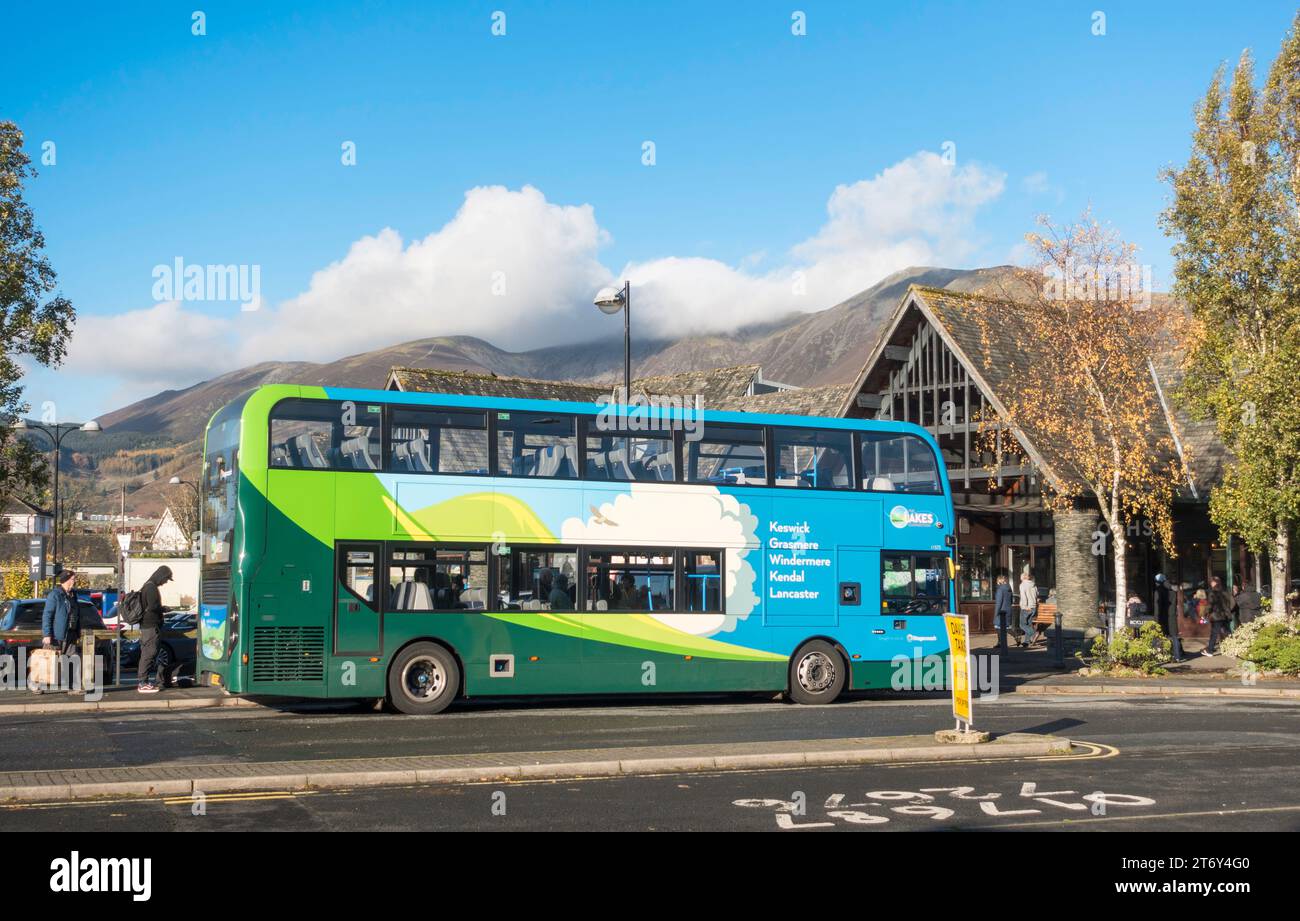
118, 611, 197, 683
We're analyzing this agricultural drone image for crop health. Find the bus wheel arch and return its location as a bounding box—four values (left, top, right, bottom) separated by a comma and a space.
385, 638, 463, 715
787, 637, 849, 705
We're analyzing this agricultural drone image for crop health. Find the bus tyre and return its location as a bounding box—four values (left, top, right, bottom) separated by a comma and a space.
388, 642, 459, 715
788, 640, 846, 705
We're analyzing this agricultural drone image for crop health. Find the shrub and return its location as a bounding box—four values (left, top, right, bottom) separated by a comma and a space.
1080, 621, 1172, 675
1244, 620, 1300, 675
1219, 612, 1286, 659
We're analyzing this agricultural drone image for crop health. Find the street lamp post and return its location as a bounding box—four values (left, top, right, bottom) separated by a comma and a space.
14, 418, 101, 572
167, 476, 202, 554
594, 281, 632, 401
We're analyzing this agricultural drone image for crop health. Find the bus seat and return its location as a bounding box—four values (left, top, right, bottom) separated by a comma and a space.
341, 436, 378, 470
292, 434, 329, 468
392, 582, 411, 610
595, 599, 608, 611
271, 443, 291, 467
585, 451, 607, 478
561, 444, 580, 478
407, 582, 434, 611
406, 438, 434, 472
459, 588, 486, 609
535, 446, 560, 477
867, 476, 896, 491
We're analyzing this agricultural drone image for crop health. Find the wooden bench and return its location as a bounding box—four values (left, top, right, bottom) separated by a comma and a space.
1033, 602, 1057, 626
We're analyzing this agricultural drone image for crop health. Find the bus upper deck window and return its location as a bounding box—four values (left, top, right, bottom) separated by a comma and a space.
269, 399, 381, 471
685, 425, 766, 486
772, 427, 852, 489
495, 413, 578, 479
389, 409, 488, 475
860, 432, 941, 494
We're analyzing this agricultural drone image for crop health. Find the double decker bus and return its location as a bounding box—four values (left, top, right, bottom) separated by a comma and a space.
198, 384, 956, 714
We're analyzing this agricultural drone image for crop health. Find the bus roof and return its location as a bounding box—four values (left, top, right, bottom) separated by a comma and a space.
234, 382, 940, 442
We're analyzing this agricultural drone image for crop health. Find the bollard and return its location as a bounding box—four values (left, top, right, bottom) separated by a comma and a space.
1053, 609, 1064, 668
80, 631, 94, 692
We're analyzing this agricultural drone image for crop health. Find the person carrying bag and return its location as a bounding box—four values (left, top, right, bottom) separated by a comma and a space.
33, 569, 80, 694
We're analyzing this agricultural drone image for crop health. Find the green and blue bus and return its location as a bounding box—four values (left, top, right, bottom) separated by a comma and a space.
198, 384, 956, 714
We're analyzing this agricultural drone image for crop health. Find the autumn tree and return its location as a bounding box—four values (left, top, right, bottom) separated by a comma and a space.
1161, 24, 1300, 616
968, 213, 1189, 628
0, 122, 76, 514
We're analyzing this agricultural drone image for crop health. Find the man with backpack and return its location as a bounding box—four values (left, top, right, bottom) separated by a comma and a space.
136, 565, 173, 693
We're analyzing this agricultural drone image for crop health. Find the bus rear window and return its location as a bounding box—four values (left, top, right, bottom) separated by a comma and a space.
203, 399, 243, 565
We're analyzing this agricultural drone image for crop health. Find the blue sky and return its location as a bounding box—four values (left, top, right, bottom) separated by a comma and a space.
5, 0, 1297, 421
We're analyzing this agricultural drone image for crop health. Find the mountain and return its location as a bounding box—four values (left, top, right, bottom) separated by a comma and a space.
59, 265, 1017, 515
98, 265, 1014, 442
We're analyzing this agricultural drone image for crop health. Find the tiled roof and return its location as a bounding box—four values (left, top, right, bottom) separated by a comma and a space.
390, 364, 765, 406
2, 496, 51, 517
388, 368, 606, 403
630, 365, 762, 404
715, 384, 852, 418
387, 363, 853, 420
847, 285, 1227, 495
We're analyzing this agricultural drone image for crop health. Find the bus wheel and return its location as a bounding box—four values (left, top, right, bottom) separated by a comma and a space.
388, 643, 459, 715
788, 640, 846, 705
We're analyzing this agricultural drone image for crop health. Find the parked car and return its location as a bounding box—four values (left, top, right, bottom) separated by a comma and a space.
117, 610, 197, 683
1, 598, 118, 676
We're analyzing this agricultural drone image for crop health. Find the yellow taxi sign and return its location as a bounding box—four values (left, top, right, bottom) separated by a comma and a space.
943, 613, 972, 728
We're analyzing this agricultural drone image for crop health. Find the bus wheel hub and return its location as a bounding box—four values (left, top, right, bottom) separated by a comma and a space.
797, 651, 835, 693
403, 657, 445, 699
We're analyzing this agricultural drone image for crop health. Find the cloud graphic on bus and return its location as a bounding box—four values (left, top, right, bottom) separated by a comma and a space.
560, 484, 760, 636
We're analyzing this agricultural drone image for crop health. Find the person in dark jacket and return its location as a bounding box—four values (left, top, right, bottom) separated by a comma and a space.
993, 574, 1013, 638
1235, 582, 1263, 625
1203, 576, 1233, 656
39, 569, 80, 693
1153, 574, 1172, 635
136, 565, 173, 693
41, 569, 80, 652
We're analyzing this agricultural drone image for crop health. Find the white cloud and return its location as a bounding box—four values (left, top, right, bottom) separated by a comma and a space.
238, 184, 611, 364
63, 300, 232, 394
61, 152, 1006, 413
621, 151, 1004, 336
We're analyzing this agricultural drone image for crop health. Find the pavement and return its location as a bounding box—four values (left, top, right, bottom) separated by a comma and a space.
1, 635, 1295, 716
1, 690, 1295, 830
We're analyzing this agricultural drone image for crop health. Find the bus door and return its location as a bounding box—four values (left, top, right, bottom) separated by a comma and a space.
336, 542, 382, 654
878, 551, 951, 661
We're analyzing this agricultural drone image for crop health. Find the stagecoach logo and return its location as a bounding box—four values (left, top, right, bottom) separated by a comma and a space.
889, 505, 935, 529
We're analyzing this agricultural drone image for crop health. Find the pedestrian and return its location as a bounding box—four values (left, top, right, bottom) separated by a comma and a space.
1235, 581, 1262, 625
136, 565, 173, 693
993, 573, 1013, 639
1018, 570, 1038, 648
39, 568, 81, 694
1203, 576, 1233, 657
1153, 573, 1172, 635
1126, 593, 1148, 625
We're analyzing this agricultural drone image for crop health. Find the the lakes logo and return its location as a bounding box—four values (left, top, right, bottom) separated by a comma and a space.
889, 505, 936, 529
